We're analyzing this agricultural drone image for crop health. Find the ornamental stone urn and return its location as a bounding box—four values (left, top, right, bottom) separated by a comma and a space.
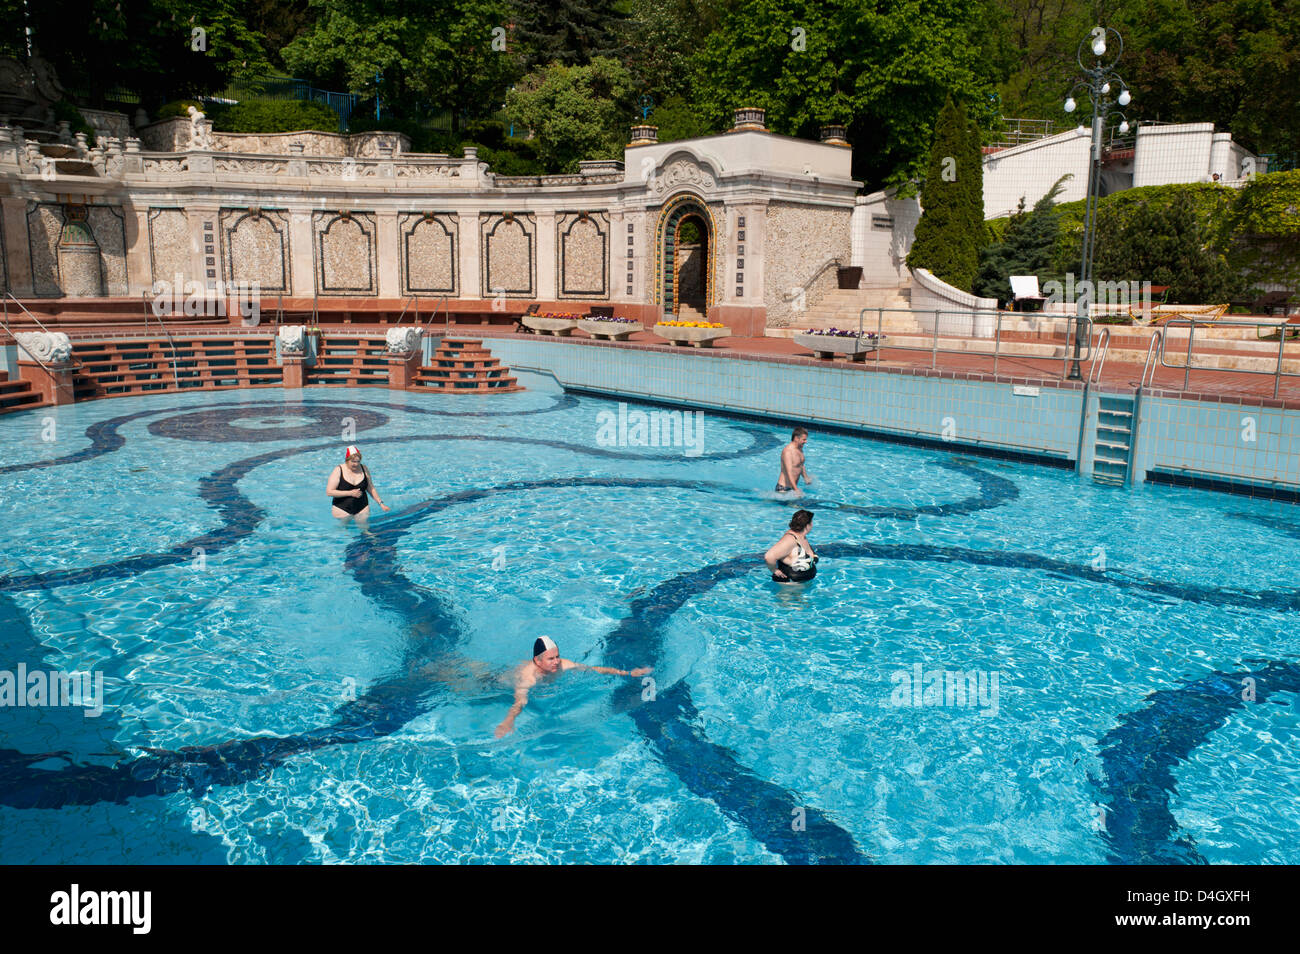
793, 332, 886, 362
577, 319, 643, 341
652, 324, 732, 348
522, 315, 579, 336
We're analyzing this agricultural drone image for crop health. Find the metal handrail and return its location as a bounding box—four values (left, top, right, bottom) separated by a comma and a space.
2, 293, 79, 399
140, 291, 183, 388
1139, 330, 1163, 390
1087, 327, 1112, 385
785, 256, 843, 304
851, 305, 1091, 379
393, 294, 419, 329
1157, 316, 1296, 399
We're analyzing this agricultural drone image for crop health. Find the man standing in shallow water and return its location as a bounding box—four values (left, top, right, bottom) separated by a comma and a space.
494, 637, 652, 738
776, 426, 813, 496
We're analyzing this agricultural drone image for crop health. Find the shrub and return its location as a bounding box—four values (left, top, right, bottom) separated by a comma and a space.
51, 100, 96, 147
212, 100, 341, 134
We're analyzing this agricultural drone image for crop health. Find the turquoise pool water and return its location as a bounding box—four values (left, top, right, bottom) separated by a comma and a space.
1, 375, 1297, 864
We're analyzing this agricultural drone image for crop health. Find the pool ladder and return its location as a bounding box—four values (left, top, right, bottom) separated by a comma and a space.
1082, 329, 1135, 486
1092, 395, 1135, 485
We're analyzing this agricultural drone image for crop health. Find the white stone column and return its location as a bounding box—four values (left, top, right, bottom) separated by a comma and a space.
375, 211, 399, 297
609, 209, 625, 301
188, 204, 219, 290
735, 202, 765, 306
122, 204, 152, 296
1, 196, 33, 296
458, 211, 480, 299
536, 210, 557, 300
850, 196, 870, 269
289, 209, 313, 298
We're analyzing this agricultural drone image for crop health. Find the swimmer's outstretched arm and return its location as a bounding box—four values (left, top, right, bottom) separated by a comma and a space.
494, 679, 530, 738
560, 659, 652, 677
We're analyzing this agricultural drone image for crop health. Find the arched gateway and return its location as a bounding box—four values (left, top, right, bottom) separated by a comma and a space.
654, 193, 716, 319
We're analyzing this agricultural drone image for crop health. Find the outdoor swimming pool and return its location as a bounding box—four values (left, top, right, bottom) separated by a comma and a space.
1, 374, 1298, 864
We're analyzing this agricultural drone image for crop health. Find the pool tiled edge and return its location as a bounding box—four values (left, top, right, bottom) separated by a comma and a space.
487, 335, 1300, 499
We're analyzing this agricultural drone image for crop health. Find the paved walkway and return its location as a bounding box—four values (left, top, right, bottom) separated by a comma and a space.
457, 326, 1300, 408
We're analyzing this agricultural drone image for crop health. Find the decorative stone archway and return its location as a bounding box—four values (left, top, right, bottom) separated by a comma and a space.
654, 193, 716, 318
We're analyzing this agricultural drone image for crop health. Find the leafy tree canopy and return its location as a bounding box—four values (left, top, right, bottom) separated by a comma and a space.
506, 56, 634, 172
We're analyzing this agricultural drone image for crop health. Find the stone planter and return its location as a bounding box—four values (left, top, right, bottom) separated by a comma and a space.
522, 316, 579, 336
578, 319, 643, 341
653, 324, 732, 348
794, 333, 885, 362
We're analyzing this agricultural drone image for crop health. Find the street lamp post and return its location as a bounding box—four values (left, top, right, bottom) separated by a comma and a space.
1063, 28, 1134, 380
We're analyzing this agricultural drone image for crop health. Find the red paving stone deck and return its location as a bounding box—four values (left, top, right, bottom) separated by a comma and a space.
455, 325, 1300, 409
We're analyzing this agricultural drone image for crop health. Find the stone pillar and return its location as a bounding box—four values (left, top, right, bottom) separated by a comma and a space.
458, 211, 480, 300
1, 196, 34, 296
124, 205, 152, 296
281, 355, 305, 389
536, 210, 557, 302
18, 360, 76, 405
188, 205, 221, 291
289, 209, 313, 298
386, 352, 420, 389
375, 211, 399, 298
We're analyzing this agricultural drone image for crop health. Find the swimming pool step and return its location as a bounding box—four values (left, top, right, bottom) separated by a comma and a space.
414, 339, 524, 393
0, 373, 51, 414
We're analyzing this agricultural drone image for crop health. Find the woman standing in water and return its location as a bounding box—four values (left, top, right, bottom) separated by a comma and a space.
327, 445, 390, 526
765, 509, 818, 582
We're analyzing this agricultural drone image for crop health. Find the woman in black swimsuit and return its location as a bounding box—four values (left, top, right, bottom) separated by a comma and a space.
764, 509, 818, 582
327, 445, 390, 525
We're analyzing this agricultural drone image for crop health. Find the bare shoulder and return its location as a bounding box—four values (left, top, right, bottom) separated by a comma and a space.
558, 658, 582, 672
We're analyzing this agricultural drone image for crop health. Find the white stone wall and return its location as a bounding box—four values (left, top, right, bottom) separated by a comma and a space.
763, 201, 851, 326
981, 130, 1092, 219
852, 190, 920, 287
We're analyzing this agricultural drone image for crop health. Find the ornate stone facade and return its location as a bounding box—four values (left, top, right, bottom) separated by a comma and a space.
221, 208, 290, 294
314, 211, 376, 296
1, 119, 862, 329
557, 212, 608, 299
763, 202, 852, 326
399, 212, 457, 296
148, 208, 191, 287
480, 213, 535, 298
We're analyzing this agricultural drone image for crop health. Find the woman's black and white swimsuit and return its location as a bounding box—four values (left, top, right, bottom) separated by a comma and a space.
775, 532, 817, 583
332, 465, 370, 515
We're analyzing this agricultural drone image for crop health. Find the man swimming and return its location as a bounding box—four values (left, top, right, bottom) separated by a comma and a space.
776, 426, 813, 495
494, 636, 653, 738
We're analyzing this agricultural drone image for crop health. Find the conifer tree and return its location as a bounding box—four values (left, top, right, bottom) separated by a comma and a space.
906, 96, 981, 291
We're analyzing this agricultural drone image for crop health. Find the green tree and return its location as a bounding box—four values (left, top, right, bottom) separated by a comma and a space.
907, 97, 985, 291
506, 57, 635, 172
1226, 169, 1300, 302
688, 0, 1000, 189
973, 175, 1070, 303
3, 0, 274, 108
648, 94, 714, 142
1089, 190, 1240, 304
282, 0, 514, 133
510, 0, 627, 73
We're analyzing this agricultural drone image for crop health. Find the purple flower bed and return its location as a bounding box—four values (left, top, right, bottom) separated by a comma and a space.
802, 328, 881, 339
585, 315, 639, 324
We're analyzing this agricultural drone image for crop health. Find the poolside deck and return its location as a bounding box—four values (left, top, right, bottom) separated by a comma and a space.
457, 325, 1300, 410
